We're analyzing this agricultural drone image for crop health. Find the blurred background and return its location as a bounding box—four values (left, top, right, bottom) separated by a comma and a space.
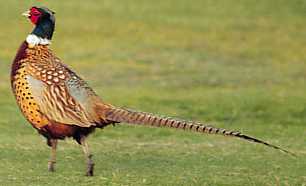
0, 0, 305, 185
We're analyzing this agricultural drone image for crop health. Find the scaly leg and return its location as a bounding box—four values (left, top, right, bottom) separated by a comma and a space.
80, 136, 94, 176
48, 139, 57, 172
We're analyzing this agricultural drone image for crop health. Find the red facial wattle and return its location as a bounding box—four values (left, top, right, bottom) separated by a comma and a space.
29, 7, 41, 24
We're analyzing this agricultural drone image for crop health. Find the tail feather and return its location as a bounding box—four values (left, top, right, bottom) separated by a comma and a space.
105, 107, 296, 156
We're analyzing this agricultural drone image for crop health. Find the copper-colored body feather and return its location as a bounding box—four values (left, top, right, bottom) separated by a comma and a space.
11, 43, 114, 141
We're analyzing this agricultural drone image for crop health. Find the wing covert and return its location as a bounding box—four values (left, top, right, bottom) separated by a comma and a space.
26, 65, 101, 127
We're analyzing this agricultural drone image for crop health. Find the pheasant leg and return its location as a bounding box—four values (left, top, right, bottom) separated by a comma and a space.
80, 136, 94, 176
48, 139, 57, 172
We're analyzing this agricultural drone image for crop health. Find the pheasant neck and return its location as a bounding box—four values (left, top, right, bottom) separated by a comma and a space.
26, 34, 51, 47
31, 18, 55, 40
27, 18, 54, 47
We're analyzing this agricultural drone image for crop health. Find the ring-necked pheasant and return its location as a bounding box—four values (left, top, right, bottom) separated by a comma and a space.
11, 6, 294, 176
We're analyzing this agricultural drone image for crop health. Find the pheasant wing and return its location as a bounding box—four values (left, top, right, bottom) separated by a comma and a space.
26, 64, 101, 127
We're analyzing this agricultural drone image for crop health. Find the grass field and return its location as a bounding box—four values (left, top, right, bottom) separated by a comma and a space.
0, 0, 306, 185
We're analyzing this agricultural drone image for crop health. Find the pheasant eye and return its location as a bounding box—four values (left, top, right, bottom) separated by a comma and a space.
32, 11, 40, 16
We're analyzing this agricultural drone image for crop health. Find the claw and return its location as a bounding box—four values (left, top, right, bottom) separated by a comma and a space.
48, 161, 56, 172
86, 162, 94, 176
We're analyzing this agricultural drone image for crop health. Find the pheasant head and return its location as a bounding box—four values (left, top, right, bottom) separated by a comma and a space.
22, 7, 56, 47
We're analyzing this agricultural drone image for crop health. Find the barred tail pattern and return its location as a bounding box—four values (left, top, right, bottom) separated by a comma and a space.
105, 107, 295, 156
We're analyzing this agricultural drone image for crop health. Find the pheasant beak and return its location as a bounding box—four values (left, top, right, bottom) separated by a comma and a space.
22, 10, 30, 17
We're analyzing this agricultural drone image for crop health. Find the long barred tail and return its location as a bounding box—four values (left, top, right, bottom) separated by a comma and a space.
105, 107, 295, 156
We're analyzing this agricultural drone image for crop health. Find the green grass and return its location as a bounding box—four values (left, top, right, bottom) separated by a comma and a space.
0, 0, 306, 185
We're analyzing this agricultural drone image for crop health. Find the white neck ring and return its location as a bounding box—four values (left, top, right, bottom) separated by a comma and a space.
26, 34, 51, 46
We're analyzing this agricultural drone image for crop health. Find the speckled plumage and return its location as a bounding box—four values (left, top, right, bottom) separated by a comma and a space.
11, 43, 113, 139
11, 42, 49, 129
